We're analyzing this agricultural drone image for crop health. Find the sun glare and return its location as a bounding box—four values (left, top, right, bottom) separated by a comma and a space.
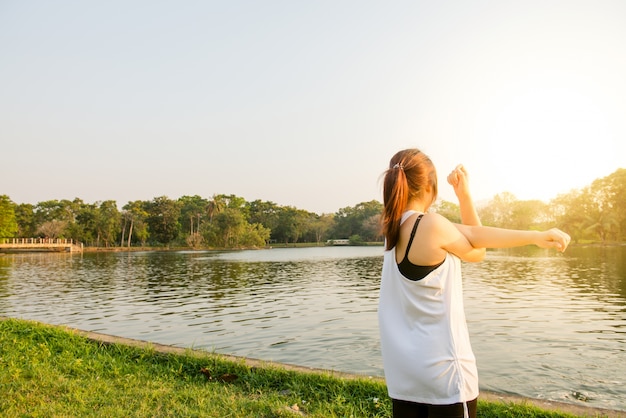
473, 75, 614, 202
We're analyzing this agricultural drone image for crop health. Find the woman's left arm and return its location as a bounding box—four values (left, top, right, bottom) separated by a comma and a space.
455, 224, 571, 252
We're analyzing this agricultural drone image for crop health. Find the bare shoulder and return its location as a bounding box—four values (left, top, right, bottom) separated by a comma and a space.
420, 212, 455, 232
398, 212, 445, 237
419, 212, 467, 249
402, 212, 450, 265
398, 211, 423, 238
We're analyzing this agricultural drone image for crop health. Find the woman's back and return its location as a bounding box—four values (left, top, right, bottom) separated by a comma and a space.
378, 210, 479, 405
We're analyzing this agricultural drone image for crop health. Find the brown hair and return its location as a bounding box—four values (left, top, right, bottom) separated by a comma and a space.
382, 149, 438, 250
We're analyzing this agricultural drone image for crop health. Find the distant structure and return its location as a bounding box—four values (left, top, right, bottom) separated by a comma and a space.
326, 239, 350, 246
0, 238, 83, 253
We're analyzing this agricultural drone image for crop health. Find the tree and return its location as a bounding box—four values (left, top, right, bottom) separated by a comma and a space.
14, 203, 35, 237
145, 196, 182, 245
33, 200, 67, 226
31, 199, 88, 240
310, 213, 335, 245
551, 190, 588, 243
332, 200, 383, 240
0, 195, 18, 237
273, 207, 310, 244
63, 198, 93, 243
207, 194, 226, 222
74, 202, 98, 246
606, 168, 626, 240
246, 200, 281, 232
186, 231, 204, 247
549, 169, 626, 243
221, 194, 248, 211
95, 200, 120, 247
585, 210, 620, 242
208, 208, 245, 247
37, 220, 67, 238
433, 200, 461, 223
201, 205, 270, 248
349, 234, 364, 245
478, 192, 517, 227
508, 199, 547, 230
239, 222, 271, 247
588, 169, 626, 241
361, 213, 383, 242
178, 195, 208, 237
122, 200, 149, 247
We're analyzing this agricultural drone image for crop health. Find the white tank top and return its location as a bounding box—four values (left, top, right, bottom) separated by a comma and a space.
378, 211, 478, 407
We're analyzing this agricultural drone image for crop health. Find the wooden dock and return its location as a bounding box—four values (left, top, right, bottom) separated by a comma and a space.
0, 238, 83, 253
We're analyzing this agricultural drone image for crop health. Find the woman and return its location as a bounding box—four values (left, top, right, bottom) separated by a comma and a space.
378, 148, 570, 418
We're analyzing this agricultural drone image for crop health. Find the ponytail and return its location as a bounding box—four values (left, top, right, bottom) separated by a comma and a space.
381, 149, 437, 250
382, 165, 408, 250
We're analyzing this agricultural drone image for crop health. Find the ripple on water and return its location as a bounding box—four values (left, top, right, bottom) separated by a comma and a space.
1, 247, 625, 411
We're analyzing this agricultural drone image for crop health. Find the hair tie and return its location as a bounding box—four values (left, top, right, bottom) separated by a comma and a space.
393, 163, 404, 170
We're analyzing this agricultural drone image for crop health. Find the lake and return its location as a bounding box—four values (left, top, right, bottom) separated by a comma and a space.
0, 245, 624, 411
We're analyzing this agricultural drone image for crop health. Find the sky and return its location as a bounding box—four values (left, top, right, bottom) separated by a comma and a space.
2, 1, 626, 214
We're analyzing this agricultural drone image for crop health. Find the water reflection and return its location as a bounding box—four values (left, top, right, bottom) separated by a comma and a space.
565, 246, 626, 300
463, 247, 625, 410
0, 246, 624, 411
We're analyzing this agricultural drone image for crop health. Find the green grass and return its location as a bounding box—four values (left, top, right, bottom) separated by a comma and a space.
0, 318, 588, 417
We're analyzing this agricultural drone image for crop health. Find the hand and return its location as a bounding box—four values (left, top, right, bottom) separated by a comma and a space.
538, 228, 571, 252
447, 164, 471, 198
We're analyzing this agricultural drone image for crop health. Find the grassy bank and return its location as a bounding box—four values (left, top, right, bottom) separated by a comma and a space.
0, 318, 607, 417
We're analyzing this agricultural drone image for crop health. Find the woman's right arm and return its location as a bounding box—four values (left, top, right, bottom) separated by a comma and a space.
447, 164, 481, 227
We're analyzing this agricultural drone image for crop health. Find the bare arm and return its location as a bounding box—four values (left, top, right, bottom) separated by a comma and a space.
428, 213, 486, 263
446, 163, 570, 253
443, 164, 484, 261
455, 224, 571, 252
447, 164, 481, 226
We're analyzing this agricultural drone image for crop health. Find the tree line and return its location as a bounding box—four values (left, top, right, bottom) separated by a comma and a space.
0, 194, 384, 248
1, 168, 624, 248
435, 168, 626, 244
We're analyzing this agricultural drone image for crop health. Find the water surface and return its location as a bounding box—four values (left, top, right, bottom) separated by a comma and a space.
0, 245, 624, 411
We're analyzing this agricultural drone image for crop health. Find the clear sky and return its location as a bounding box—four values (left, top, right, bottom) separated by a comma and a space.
2, 1, 625, 214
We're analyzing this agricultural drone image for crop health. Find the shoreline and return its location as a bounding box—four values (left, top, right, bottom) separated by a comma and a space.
1, 240, 623, 256
65, 324, 624, 417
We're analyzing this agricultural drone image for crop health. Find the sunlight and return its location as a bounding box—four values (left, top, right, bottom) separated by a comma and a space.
476, 77, 613, 202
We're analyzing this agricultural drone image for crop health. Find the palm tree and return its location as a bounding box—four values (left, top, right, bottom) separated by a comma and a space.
207, 194, 226, 223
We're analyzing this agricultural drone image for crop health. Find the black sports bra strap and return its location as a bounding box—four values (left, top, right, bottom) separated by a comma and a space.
403, 213, 424, 259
